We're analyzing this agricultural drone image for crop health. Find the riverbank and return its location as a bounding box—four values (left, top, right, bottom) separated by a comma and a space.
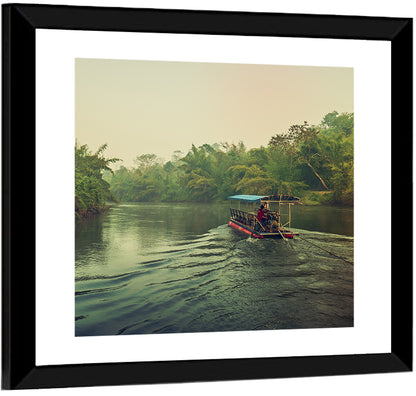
301, 190, 353, 206
75, 190, 353, 220
75, 201, 118, 220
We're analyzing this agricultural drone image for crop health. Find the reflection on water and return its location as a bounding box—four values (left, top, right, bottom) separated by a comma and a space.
291, 205, 353, 237
75, 203, 353, 336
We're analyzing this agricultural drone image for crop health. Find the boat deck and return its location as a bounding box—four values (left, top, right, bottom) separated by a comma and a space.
228, 218, 298, 239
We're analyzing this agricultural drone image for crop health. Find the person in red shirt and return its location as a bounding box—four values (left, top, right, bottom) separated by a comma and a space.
256, 205, 268, 229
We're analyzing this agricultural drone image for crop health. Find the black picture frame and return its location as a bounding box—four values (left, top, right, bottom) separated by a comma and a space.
2, 3, 412, 390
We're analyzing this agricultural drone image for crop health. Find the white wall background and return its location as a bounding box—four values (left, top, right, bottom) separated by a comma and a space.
1, 0, 414, 395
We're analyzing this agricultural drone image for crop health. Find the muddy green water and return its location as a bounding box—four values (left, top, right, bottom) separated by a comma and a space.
75, 203, 353, 336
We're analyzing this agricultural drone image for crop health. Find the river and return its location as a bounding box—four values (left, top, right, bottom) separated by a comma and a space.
75, 202, 353, 336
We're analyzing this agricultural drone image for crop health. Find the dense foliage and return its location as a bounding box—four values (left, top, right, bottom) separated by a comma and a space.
75, 143, 120, 219
108, 111, 353, 205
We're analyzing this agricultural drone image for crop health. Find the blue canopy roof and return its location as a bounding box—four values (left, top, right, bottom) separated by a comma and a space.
227, 195, 266, 203
228, 194, 301, 203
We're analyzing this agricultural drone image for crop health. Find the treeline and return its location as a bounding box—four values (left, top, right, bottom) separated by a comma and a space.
109, 111, 353, 205
75, 143, 120, 219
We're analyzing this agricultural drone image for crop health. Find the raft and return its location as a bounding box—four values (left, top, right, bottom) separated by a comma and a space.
227, 194, 300, 239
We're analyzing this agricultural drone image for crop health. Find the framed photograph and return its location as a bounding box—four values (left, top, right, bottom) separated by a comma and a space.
2, 3, 412, 390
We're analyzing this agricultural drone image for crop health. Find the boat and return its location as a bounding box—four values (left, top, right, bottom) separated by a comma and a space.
227, 194, 301, 239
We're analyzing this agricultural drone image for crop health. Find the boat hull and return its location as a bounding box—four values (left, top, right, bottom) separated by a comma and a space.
228, 220, 297, 239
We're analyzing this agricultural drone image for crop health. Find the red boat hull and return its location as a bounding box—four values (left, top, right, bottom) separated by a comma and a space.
228, 220, 263, 238
228, 220, 295, 239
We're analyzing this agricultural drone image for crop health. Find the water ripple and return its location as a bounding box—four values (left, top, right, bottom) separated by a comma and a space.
75, 282, 128, 296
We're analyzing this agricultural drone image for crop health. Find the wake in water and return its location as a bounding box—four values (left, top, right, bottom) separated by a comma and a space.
75, 223, 353, 336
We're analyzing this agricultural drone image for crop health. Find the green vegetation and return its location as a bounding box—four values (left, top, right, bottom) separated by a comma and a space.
109, 111, 353, 205
75, 143, 120, 219
76, 111, 353, 218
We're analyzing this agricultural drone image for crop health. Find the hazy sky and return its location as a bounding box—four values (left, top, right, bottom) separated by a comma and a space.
75, 58, 353, 167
